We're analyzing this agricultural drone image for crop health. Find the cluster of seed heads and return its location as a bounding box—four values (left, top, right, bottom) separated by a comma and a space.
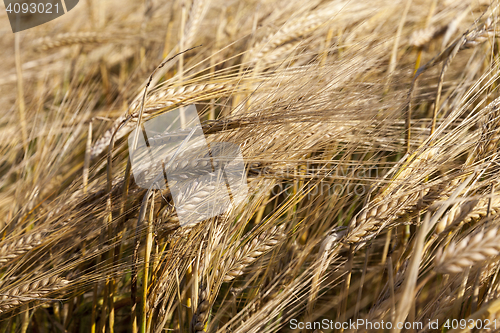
346, 148, 438, 243
461, 18, 496, 49
409, 25, 447, 48
251, 8, 336, 61
128, 83, 234, 112
435, 227, 500, 274
346, 191, 422, 243
0, 231, 45, 267
0, 276, 69, 313
192, 225, 285, 332
90, 83, 236, 159
436, 196, 500, 233
143, 129, 195, 147
192, 289, 210, 333
218, 225, 286, 282
34, 32, 109, 51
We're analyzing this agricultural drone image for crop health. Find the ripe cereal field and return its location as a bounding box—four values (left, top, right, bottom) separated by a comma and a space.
1, 0, 500, 332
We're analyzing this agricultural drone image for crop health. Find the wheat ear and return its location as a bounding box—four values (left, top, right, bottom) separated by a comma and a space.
0, 276, 69, 313
435, 227, 500, 274
90, 82, 235, 159
191, 288, 210, 333
407, 17, 497, 148
251, 8, 334, 61
34, 32, 111, 51
219, 225, 285, 282
0, 230, 46, 267
346, 148, 437, 243
409, 25, 447, 48
192, 225, 285, 333
184, 0, 209, 47
436, 100, 500, 232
